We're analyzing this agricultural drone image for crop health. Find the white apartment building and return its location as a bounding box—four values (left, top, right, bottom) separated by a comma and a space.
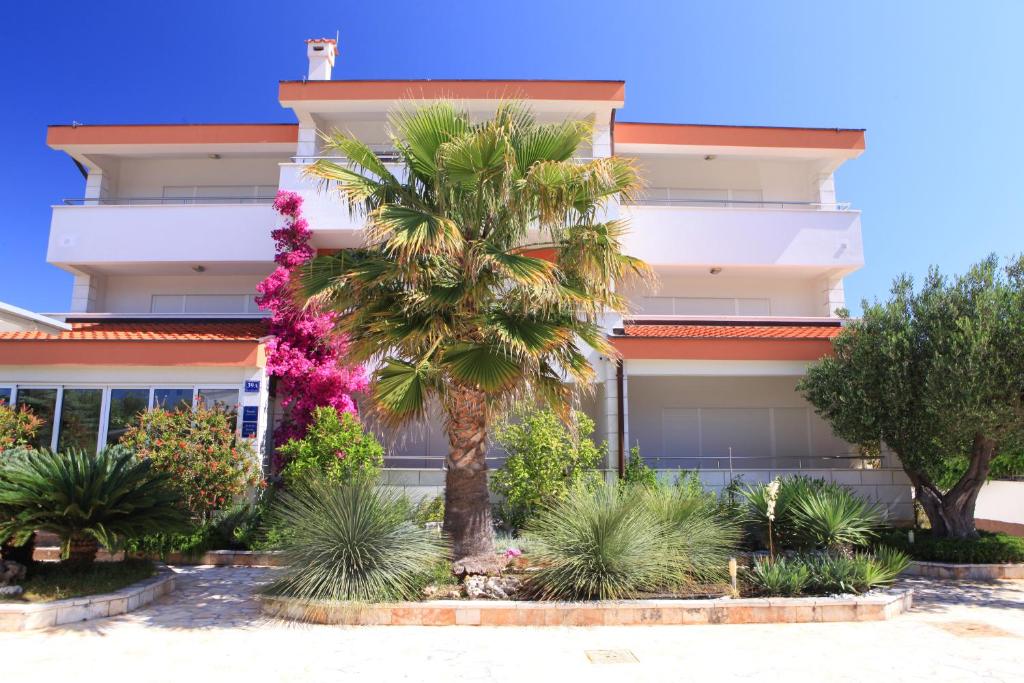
0, 38, 913, 520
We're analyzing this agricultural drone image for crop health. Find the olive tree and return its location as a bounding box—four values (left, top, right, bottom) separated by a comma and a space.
799, 256, 1024, 538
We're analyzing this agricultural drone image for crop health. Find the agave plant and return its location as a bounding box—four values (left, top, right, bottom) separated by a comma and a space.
790, 486, 885, 554
0, 446, 187, 564
264, 478, 448, 602
299, 101, 650, 571
741, 475, 848, 551
522, 484, 678, 600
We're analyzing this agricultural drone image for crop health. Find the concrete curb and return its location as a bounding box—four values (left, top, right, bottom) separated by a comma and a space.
904, 561, 1024, 580
0, 565, 176, 632
258, 588, 913, 626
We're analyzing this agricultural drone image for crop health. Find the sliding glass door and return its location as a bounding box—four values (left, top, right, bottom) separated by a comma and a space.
57, 388, 104, 455
16, 388, 59, 450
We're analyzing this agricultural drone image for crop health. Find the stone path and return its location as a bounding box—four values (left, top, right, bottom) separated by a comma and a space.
1, 566, 1022, 682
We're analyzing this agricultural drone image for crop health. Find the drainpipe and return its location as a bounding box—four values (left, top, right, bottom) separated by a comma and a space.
616, 359, 625, 478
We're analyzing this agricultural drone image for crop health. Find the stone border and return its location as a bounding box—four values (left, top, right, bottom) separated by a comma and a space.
0, 565, 176, 632
904, 560, 1024, 580
35, 547, 286, 568
259, 589, 913, 626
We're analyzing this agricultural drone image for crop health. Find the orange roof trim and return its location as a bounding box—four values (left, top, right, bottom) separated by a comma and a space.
279, 79, 626, 103
47, 123, 299, 147
615, 122, 865, 151
622, 323, 842, 340
0, 320, 267, 342
611, 320, 841, 361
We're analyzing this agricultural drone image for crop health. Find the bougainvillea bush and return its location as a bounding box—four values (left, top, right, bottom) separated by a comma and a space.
119, 404, 261, 520
255, 191, 367, 468
0, 402, 42, 451
277, 406, 384, 486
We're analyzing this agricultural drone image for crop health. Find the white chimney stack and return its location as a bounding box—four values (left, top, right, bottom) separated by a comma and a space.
305, 38, 337, 81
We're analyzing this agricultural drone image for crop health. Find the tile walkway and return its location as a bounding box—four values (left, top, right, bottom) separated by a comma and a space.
1, 565, 1022, 682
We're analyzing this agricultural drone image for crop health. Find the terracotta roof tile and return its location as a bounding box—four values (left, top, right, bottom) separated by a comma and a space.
621, 322, 842, 341
0, 320, 267, 342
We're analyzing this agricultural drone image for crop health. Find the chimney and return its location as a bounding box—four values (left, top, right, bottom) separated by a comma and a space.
305, 38, 337, 80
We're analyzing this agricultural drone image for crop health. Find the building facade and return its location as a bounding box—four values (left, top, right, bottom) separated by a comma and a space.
0, 38, 913, 520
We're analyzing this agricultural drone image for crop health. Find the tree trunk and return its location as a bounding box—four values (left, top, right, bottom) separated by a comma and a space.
442, 385, 499, 575
66, 534, 99, 565
906, 434, 996, 540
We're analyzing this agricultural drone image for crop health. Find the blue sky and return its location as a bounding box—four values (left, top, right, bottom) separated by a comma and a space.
1, 1, 1020, 313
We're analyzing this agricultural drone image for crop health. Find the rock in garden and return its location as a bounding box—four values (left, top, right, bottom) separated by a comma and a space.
0, 559, 27, 586
0, 585, 23, 598
464, 575, 522, 600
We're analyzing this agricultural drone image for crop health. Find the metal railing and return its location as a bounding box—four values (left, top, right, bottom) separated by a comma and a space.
381, 453, 881, 471
624, 196, 852, 211
62, 196, 277, 206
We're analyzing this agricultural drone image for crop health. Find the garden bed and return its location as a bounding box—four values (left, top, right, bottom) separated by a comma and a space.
258, 589, 913, 626
34, 546, 286, 567
0, 564, 176, 632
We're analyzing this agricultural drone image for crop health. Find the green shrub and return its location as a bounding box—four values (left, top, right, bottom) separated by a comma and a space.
0, 403, 42, 451
876, 528, 1024, 563
490, 408, 603, 531
622, 446, 658, 488
640, 483, 740, 587
264, 478, 447, 602
119, 404, 261, 520
412, 494, 445, 526
747, 548, 909, 597
747, 556, 810, 596
278, 407, 383, 487
790, 487, 885, 553
742, 476, 872, 551
0, 446, 188, 564
521, 484, 678, 600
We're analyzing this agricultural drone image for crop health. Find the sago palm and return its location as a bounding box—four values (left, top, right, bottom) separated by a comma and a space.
300, 102, 649, 572
0, 446, 187, 564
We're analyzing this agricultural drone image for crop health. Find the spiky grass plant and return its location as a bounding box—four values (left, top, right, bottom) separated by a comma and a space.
747, 556, 810, 596
264, 478, 448, 602
521, 484, 678, 600
640, 485, 741, 588
790, 487, 885, 554
857, 546, 910, 587
0, 446, 187, 565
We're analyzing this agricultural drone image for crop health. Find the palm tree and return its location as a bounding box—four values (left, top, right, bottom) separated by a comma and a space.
300, 102, 648, 573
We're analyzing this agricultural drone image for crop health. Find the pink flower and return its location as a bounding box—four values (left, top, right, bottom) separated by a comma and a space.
334, 450, 347, 460
504, 548, 522, 558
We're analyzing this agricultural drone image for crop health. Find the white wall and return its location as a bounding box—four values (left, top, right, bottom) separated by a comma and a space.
109, 157, 284, 198
621, 272, 839, 317
101, 274, 269, 313
976, 481, 1024, 526
629, 156, 820, 203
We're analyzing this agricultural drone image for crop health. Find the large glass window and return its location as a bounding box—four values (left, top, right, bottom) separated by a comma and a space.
197, 388, 239, 431
0, 387, 11, 405
153, 388, 193, 412
106, 389, 151, 446
57, 388, 103, 455
16, 388, 58, 450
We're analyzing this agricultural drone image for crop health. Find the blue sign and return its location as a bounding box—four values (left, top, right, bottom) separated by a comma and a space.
241, 421, 258, 438
242, 406, 259, 421
244, 380, 260, 393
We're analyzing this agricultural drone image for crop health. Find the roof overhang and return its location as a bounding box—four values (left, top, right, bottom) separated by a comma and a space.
47, 123, 299, 170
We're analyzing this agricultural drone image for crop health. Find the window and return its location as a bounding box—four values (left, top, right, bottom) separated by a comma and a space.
16, 388, 58, 450
106, 388, 150, 446
0, 387, 11, 405
151, 294, 259, 314
153, 388, 193, 411
641, 296, 770, 316
162, 185, 278, 205
57, 388, 103, 455
197, 388, 239, 432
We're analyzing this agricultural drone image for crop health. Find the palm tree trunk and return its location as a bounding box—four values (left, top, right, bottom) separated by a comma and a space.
443, 385, 498, 575
66, 534, 99, 565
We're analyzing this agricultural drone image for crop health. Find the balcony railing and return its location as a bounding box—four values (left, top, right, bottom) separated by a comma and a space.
625, 196, 852, 211
62, 196, 277, 206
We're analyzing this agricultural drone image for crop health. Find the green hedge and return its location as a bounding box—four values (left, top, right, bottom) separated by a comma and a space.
877, 529, 1024, 564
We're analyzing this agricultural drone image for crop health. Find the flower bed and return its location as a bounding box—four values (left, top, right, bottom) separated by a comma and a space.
258, 588, 913, 626
0, 565, 176, 631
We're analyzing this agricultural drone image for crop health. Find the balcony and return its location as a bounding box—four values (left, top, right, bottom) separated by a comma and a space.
620, 198, 863, 274
47, 199, 278, 273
